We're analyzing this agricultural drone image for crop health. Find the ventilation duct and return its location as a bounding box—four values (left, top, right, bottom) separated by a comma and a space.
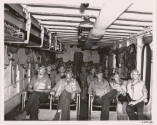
86, 0, 133, 43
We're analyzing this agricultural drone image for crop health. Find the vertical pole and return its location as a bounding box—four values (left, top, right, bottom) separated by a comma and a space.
136, 36, 143, 74
16, 64, 20, 93
28, 63, 31, 83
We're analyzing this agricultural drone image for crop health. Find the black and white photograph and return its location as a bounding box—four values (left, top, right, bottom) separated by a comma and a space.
0, 0, 157, 124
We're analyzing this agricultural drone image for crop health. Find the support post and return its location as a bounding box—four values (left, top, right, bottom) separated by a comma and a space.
136, 36, 143, 74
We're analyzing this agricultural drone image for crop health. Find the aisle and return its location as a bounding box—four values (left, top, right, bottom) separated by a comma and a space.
79, 98, 88, 120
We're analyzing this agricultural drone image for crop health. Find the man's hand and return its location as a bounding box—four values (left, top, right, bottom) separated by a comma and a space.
72, 93, 76, 101
120, 91, 126, 96
129, 101, 137, 106
50, 90, 56, 96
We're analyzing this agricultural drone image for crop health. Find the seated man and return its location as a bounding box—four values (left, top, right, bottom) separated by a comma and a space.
126, 69, 147, 120
87, 66, 96, 88
88, 70, 117, 120
110, 73, 128, 120
18, 64, 51, 120
51, 70, 81, 120
55, 65, 66, 84
46, 63, 57, 88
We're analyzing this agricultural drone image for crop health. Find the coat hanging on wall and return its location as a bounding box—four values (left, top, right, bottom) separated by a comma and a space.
7, 45, 18, 54
4, 46, 10, 66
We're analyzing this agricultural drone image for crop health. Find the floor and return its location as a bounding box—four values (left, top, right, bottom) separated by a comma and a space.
4, 97, 119, 121
4, 105, 118, 121
38, 109, 118, 120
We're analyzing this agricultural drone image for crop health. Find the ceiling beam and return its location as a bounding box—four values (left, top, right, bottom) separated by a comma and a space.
101, 37, 123, 40
125, 10, 152, 15
112, 23, 147, 27
106, 29, 139, 33
104, 32, 131, 36
39, 20, 79, 25
31, 12, 97, 18
107, 27, 142, 31
33, 15, 96, 21
117, 18, 152, 23
45, 26, 77, 30
115, 20, 152, 26
103, 36, 126, 39
56, 33, 78, 35
109, 25, 144, 30
106, 31, 135, 34
42, 24, 77, 28
61, 39, 78, 41
26, 4, 100, 11
49, 29, 78, 32
36, 18, 81, 23
57, 35, 78, 38
59, 38, 78, 39
103, 33, 130, 36
49, 30, 78, 33
48, 28, 77, 31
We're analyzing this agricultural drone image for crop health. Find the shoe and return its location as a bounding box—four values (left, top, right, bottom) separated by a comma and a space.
15, 111, 27, 120
26, 115, 30, 119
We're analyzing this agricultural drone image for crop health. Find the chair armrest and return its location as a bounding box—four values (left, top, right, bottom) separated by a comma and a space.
49, 92, 56, 110
76, 93, 80, 100
21, 91, 28, 111
76, 93, 80, 120
88, 94, 94, 120
89, 94, 94, 104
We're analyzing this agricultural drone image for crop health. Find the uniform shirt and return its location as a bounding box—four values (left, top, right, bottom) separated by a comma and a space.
127, 80, 147, 101
30, 74, 51, 92
88, 78, 111, 97
52, 78, 81, 97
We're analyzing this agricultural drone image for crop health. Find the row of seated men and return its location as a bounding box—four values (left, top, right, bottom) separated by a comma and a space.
17, 62, 148, 121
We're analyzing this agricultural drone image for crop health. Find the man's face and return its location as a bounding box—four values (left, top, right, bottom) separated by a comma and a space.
91, 68, 96, 74
38, 67, 46, 75
114, 74, 120, 82
96, 72, 103, 79
47, 66, 51, 74
132, 71, 139, 80
59, 66, 65, 73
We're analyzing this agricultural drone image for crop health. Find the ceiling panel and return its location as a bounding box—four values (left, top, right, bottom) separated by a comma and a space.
114, 20, 152, 26
109, 25, 145, 30
21, 0, 153, 47
120, 13, 152, 21
28, 7, 99, 18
